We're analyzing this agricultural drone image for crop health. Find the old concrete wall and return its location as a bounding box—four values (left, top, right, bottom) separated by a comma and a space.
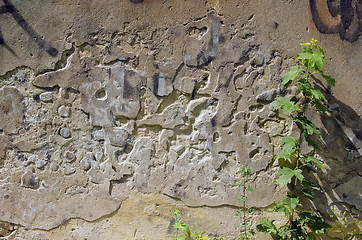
0, 0, 361, 239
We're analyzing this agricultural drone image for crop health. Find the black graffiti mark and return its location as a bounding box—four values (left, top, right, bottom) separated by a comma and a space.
0, 0, 58, 56
152, 73, 159, 96
130, 0, 144, 3
310, 0, 362, 42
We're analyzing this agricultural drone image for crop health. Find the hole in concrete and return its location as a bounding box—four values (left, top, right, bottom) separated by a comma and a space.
213, 131, 220, 142
95, 88, 107, 99
249, 147, 261, 159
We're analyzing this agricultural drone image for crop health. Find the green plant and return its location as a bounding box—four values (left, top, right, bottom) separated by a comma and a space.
168, 209, 191, 240
167, 209, 225, 240
327, 207, 362, 240
233, 165, 255, 239
256, 39, 335, 239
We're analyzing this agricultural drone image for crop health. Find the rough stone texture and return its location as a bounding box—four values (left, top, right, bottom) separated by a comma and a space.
0, 0, 361, 239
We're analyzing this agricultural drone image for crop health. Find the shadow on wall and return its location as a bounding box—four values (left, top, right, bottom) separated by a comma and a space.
310, 0, 362, 42
303, 77, 361, 238
0, 0, 58, 56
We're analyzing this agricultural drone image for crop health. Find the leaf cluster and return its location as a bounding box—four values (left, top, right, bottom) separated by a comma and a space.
257, 39, 335, 239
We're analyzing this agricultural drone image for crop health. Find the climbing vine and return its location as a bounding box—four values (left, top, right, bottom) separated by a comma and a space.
256, 39, 335, 239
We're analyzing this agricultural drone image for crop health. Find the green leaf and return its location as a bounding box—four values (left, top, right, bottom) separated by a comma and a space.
311, 89, 327, 102
283, 195, 300, 211
276, 136, 298, 160
239, 165, 251, 176
297, 52, 313, 61
312, 51, 324, 70
304, 156, 323, 169
275, 168, 294, 186
174, 219, 191, 238
179, 236, 186, 240
276, 229, 289, 240
275, 167, 304, 186
256, 219, 277, 234
312, 99, 330, 114
302, 179, 322, 191
314, 44, 325, 56
298, 212, 330, 233
274, 201, 290, 216
302, 189, 314, 200
293, 116, 321, 137
320, 72, 335, 86
293, 168, 304, 182
298, 78, 313, 97
300, 42, 311, 46
281, 66, 302, 89
279, 136, 298, 146
237, 195, 247, 202
271, 97, 300, 114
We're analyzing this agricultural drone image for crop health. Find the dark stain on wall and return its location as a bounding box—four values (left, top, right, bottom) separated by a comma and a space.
152, 73, 159, 96
123, 70, 135, 99
130, 0, 144, 4
310, 0, 361, 42
0, 0, 58, 56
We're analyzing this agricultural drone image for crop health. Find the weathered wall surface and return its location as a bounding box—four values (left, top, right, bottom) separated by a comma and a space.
0, 0, 361, 239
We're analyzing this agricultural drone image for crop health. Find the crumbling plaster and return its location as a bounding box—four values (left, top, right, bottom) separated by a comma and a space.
0, 0, 361, 239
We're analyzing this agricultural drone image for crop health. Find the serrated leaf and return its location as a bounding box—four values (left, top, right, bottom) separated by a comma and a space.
282, 66, 302, 89
312, 99, 330, 114
283, 195, 300, 211
321, 73, 335, 86
275, 167, 305, 186
271, 97, 300, 114
304, 156, 323, 169
293, 116, 321, 137
311, 51, 324, 70
274, 201, 290, 216
256, 219, 277, 234
276, 150, 293, 160
293, 168, 304, 182
275, 168, 295, 186
276, 136, 298, 160
297, 52, 313, 60
279, 136, 298, 150
311, 89, 327, 102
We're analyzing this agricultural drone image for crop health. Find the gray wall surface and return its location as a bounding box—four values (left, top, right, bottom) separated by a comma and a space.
0, 0, 361, 239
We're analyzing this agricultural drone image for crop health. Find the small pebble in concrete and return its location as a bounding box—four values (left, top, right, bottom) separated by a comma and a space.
58, 105, 71, 117
59, 127, 71, 138
21, 171, 39, 188
50, 162, 59, 172
39, 92, 53, 102
63, 164, 76, 175
64, 151, 76, 163
35, 158, 48, 169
